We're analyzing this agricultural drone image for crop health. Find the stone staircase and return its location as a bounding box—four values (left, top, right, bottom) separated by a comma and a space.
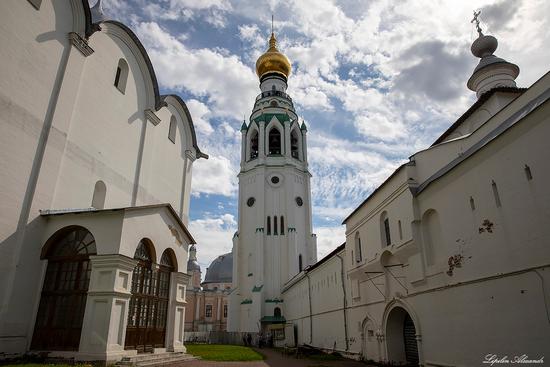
116, 352, 198, 366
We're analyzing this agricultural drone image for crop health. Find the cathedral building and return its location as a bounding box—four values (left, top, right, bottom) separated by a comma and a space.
231, 16, 550, 367
0, 0, 206, 362
184, 245, 232, 332
228, 32, 317, 334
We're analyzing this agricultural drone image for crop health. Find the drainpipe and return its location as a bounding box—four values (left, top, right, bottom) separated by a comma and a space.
336, 254, 349, 351
305, 272, 313, 344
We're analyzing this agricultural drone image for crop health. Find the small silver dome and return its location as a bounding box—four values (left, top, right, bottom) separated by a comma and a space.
203, 252, 233, 284
187, 244, 201, 272
187, 258, 201, 272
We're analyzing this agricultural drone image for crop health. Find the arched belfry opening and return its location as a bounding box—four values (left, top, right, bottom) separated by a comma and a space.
268, 127, 282, 155
386, 306, 419, 365
32, 226, 96, 351
250, 130, 259, 160
290, 129, 300, 159
125, 240, 173, 353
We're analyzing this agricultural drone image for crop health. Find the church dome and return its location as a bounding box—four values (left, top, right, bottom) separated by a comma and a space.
255, 33, 291, 80
203, 252, 233, 284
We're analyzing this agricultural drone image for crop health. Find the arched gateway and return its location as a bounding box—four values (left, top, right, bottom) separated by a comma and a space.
32, 226, 96, 351
386, 306, 419, 366
125, 240, 175, 353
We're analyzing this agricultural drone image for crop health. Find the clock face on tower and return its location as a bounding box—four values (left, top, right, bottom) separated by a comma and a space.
296, 197, 303, 206
247, 197, 255, 207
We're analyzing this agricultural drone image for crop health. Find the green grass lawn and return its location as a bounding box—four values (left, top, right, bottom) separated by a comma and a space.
186, 344, 264, 361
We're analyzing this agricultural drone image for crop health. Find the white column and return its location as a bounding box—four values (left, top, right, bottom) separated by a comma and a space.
166, 272, 190, 353
216, 296, 222, 324
284, 120, 291, 158
241, 129, 247, 167
301, 127, 308, 165
78, 255, 137, 362
259, 121, 266, 160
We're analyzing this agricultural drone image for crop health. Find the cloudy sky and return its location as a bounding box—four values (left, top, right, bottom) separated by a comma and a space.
95, 0, 549, 273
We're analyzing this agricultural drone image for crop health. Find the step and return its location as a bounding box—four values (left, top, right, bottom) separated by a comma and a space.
117, 352, 198, 366
136, 355, 198, 367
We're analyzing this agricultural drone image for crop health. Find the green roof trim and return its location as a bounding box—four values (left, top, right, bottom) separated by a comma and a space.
253, 113, 290, 124
300, 122, 308, 131
241, 299, 252, 304
252, 284, 264, 292
265, 298, 284, 303
260, 316, 286, 323
240, 121, 248, 131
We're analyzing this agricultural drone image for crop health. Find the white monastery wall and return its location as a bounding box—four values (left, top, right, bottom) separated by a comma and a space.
337, 74, 550, 365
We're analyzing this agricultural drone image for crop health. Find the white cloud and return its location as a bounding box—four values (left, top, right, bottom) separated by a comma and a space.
185, 99, 214, 135
189, 213, 236, 272
134, 22, 258, 120
315, 225, 346, 260
191, 155, 237, 196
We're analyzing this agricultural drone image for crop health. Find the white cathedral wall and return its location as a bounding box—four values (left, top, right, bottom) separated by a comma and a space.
0, 0, 82, 354
139, 104, 191, 220
51, 30, 148, 210
0, 2, 197, 355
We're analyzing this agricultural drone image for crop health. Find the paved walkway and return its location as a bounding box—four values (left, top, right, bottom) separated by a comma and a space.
176, 348, 372, 367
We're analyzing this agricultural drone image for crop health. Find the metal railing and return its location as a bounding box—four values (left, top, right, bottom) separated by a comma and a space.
256, 90, 293, 103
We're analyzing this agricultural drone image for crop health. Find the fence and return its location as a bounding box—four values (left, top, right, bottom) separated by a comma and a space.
184, 331, 260, 346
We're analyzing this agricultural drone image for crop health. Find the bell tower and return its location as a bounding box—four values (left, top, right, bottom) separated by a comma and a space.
228, 32, 317, 332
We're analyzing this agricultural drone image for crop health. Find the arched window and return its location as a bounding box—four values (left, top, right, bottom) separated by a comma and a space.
250, 130, 259, 160
380, 211, 391, 247
114, 58, 129, 94
267, 216, 271, 235
274, 216, 278, 235
354, 232, 362, 263
268, 128, 282, 155
274, 307, 281, 317
280, 216, 285, 235
91, 180, 106, 209
168, 116, 177, 143
298, 254, 303, 272
32, 226, 96, 351
291, 130, 300, 159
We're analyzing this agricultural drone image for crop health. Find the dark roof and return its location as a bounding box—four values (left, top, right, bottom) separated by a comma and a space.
282, 243, 346, 293
81, 5, 207, 160
162, 94, 208, 159
431, 87, 526, 146
39, 203, 196, 244
304, 242, 346, 273
342, 164, 407, 224
416, 87, 549, 196
99, 20, 165, 111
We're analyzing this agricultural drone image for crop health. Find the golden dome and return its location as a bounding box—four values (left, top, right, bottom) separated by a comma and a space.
255, 33, 291, 80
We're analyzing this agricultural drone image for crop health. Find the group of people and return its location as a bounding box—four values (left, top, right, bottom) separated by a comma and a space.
242, 332, 273, 348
